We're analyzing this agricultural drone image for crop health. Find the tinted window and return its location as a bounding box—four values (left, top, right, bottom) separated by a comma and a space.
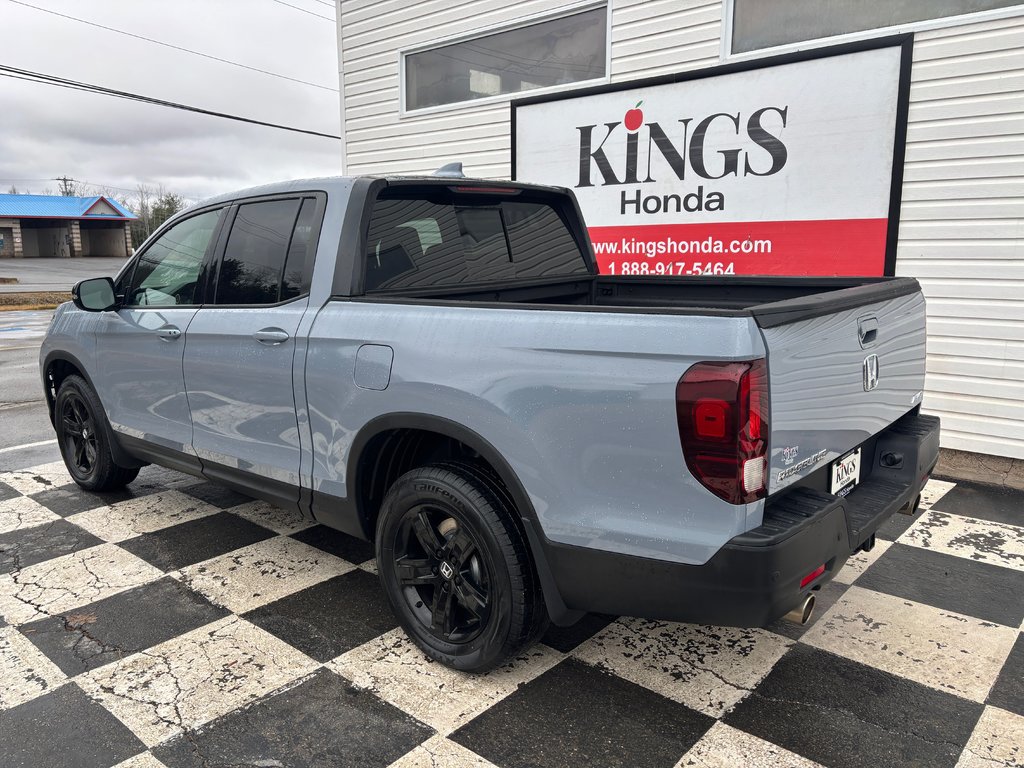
281, 198, 318, 301
216, 199, 300, 305
503, 202, 586, 277
126, 209, 221, 306
364, 195, 588, 292
455, 208, 515, 282
733, 0, 1022, 52
405, 7, 607, 110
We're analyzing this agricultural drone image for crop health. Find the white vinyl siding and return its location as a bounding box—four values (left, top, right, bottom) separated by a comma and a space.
338, 2, 1024, 460
896, 13, 1024, 459
338, 0, 721, 178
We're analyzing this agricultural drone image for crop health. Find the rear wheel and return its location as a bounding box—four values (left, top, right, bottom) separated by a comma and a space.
55, 375, 139, 491
376, 462, 546, 672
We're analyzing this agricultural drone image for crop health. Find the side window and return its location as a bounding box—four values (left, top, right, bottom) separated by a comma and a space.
125, 209, 221, 307
216, 199, 300, 305
280, 198, 318, 301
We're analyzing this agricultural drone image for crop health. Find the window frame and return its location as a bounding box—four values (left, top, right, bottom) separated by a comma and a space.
399, 0, 611, 118
722, 0, 1024, 60
118, 205, 228, 309
205, 191, 328, 309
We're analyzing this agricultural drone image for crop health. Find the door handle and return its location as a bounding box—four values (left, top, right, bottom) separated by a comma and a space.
858, 316, 878, 347
254, 328, 290, 345
156, 325, 181, 341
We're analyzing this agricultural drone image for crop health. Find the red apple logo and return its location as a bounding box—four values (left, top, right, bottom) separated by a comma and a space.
624, 100, 644, 132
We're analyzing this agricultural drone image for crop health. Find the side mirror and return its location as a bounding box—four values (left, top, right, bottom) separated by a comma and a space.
72, 277, 118, 312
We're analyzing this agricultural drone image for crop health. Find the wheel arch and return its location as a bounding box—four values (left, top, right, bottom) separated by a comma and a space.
42, 350, 96, 425
42, 350, 145, 468
346, 412, 581, 625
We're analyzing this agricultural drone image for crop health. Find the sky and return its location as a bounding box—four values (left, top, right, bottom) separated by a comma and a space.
0, 0, 341, 205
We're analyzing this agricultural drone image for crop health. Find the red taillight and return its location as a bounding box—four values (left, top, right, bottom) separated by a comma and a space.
800, 564, 826, 588
676, 359, 769, 504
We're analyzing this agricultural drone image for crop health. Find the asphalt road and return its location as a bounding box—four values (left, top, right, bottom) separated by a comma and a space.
0, 257, 128, 294
0, 310, 62, 471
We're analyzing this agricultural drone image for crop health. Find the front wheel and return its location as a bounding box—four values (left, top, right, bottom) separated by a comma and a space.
54, 375, 139, 491
376, 462, 546, 672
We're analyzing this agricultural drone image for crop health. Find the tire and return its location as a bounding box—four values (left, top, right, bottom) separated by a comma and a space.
54, 375, 140, 491
376, 462, 547, 673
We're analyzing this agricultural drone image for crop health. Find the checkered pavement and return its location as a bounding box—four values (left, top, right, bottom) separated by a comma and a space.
0, 461, 1021, 768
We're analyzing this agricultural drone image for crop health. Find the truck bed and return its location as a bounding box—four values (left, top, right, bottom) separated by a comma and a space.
360, 274, 921, 329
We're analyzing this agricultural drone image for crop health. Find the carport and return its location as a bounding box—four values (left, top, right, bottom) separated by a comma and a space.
0, 193, 136, 258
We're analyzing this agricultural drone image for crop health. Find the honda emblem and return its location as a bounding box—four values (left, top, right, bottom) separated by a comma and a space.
863, 354, 879, 391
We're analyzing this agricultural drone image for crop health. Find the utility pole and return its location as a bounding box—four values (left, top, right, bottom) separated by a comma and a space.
56, 176, 75, 196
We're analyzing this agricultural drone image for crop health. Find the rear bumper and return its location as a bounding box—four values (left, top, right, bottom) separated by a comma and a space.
539, 410, 940, 627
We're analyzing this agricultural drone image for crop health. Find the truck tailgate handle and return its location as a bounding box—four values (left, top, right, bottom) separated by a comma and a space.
254, 327, 290, 345
858, 316, 879, 347
156, 325, 181, 341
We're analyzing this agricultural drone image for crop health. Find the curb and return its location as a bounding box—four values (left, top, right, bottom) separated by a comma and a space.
0, 291, 70, 311
935, 447, 1024, 491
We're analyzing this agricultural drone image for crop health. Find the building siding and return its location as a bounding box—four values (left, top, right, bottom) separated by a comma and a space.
339, 0, 722, 178
897, 13, 1024, 459
338, 2, 1024, 459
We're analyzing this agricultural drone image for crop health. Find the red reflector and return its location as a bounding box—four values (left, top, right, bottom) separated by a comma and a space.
800, 565, 826, 588
694, 400, 729, 439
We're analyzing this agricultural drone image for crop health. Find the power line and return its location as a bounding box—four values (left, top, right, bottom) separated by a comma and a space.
0, 177, 202, 199
307, 0, 336, 8
62, 178, 204, 201
8, 0, 337, 92
0, 64, 342, 140
270, 0, 334, 22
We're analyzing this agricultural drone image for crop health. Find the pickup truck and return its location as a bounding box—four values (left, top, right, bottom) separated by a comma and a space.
41, 172, 940, 672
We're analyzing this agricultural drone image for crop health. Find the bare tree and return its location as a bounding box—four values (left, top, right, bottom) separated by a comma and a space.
130, 183, 155, 244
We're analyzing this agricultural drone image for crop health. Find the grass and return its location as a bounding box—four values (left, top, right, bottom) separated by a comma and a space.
0, 292, 70, 311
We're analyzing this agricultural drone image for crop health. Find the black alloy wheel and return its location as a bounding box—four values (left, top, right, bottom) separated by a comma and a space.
54, 375, 140, 491
376, 462, 547, 672
393, 503, 492, 643
60, 391, 99, 476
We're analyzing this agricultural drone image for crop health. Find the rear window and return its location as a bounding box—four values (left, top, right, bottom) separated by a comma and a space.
364, 192, 588, 292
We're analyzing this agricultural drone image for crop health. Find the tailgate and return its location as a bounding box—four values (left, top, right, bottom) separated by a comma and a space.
757, 280, 927, 493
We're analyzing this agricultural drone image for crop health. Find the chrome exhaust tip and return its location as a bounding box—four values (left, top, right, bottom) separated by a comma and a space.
783, 594, 815, 625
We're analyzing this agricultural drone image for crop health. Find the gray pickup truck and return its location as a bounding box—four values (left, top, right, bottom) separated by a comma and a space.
41, 173, 939, 671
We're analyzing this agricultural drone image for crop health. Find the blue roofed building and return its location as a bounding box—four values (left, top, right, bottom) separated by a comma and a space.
0, 194, 137, 258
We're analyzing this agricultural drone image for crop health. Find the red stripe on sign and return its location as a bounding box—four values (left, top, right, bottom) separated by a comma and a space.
587, 219, 889, 277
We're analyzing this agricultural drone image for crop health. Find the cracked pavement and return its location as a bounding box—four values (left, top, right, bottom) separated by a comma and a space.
0, 462, 1022, 768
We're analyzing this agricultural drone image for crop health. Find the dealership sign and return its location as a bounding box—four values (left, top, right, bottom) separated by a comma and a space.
512, 39, 912, 276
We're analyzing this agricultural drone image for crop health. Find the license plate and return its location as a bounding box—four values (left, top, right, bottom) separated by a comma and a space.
830, 448, 861, 496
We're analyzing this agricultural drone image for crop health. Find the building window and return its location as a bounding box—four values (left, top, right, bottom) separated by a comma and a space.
404, 6, 607, 111
732, 0, 1024, 53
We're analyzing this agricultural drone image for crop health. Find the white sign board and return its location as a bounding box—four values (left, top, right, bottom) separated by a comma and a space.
513, 41, 910, 276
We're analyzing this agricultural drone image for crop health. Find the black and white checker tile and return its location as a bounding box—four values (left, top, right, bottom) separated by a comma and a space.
1, 462, 1021, 768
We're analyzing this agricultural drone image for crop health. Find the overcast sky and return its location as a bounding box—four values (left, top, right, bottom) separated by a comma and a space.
1, 0, 340, 204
